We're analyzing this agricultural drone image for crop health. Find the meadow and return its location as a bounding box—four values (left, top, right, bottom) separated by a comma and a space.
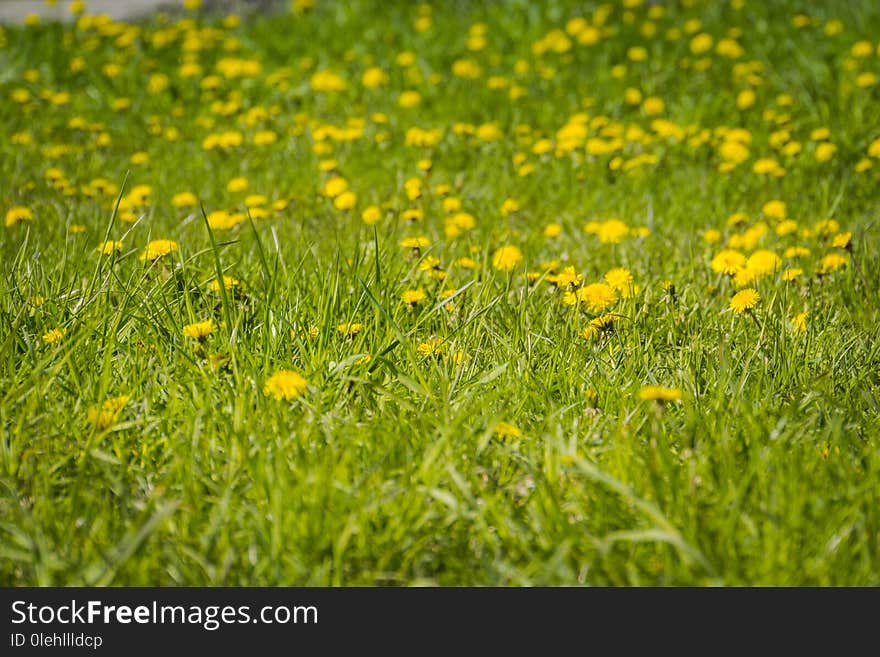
1, 0, 879, 586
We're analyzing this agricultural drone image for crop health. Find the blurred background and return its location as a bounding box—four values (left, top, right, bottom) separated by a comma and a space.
0, 0, 284, 23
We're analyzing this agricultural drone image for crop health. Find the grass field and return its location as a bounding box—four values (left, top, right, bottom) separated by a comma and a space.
1, 0, 879, 586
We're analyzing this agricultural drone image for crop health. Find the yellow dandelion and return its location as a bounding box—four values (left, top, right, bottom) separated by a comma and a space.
818, 253, 848, 275
182, 320, 215, 339
140, 239, 178, 262
494, 421, 522, 438
416, 336, 444, 356
638, 385, 683, 402
400, 236, 430, 250
337, 322, 362, 336
226, 177, 249, 193
791, 312, 808, 335
729, 288, 759, 313
87, 395, 130, 430
491, 245, 523, 272
361, 206, 382, 225
711, 249, 746, 275
604, 267, 634, 295
42, 327, 67, 343
402, 289, 426, 305
97, 240, 123, 255
831, 232, 852, 249
5, 206, 33, 227
263, 369, 308, 401
577, 283, 617, 314
334, 190, 357, 210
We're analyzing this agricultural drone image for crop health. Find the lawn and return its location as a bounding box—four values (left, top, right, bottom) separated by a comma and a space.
1, 0, 879, 586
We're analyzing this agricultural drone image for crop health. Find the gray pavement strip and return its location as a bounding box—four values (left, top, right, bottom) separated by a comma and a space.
0, 0, 186, 23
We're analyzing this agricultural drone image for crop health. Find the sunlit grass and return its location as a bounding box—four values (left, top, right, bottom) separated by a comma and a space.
0, 0, 878, 585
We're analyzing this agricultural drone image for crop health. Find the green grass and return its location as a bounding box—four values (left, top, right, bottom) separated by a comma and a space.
1, 0, 879, 585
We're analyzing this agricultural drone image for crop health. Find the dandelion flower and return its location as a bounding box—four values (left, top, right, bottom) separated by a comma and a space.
729, 288, 759, 313
711, 249, 746, 275
417, 336, 444, 356
639, 385, 683, 402
577, 283, 617, 314
361, 206, 382, 224
210, 276, 242, 293
831, 232, 852, 249
337, 322, 362, 336
334, 190, 357, 210
604, 267, 634, 295
97, 240, 123, 255
182, 320, 215, 339
5, 206, 33, 227
140, 239, 178, 262
87, 395, 130, 430
172, 192, 198, 208
402, 289, 426, 305
491, 245, 523, 271
43, 328, 67, 344
494, 421, 522, 438
818, 253, 848, 275
791, 312, 808, 335
263, 369, 308, 401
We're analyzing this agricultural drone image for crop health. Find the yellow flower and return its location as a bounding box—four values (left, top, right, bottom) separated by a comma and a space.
321, 176, 349, 198
402, 289, 426, 305
831, 232, 852, 249
398, 90, 422, 108
361, 206, 382, 224
182, 320, 215, 339
172, 192, 198, 208
543, 223, 562, 238
87, 395, 130, 430
638, 385, 682, 402
782, 268, 803, 282
551, 266, 582, 289
577, 283, 617, 314
5, 206, 33, 227
210, 276, 242, 293
494, 421, 522, 438
491, 245, 523, 271
814, 142, 836, 162
582, 313, 617, 339
42, 327, 67, 344
586, 218, 630, 244
310, 70, 347, 92
729, 288, 759, 313
253, 130, 277, 145
604, 267, 634, 295
263, 369, 308, 401
818, 253, 848, 275
400, 236, 430, 250
333, 190, 357, 210
417, 336, 444, 356
362, 66, 389, 88
206, 210, 244, 230
140, 239, 178, 262
791, 312, 808, 335
337, 322, 362, 336
227, 177, 249, 193
499, 198, 520, 216
762, 200, 786, 220
643, 96, 665, 115
711, 249, 746, 275
97, 240, 123, 255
